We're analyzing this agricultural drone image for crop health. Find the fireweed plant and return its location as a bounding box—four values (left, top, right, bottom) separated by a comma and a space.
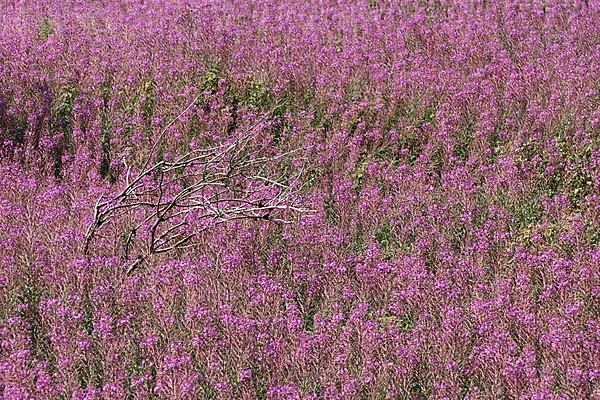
0, 0, 599, 399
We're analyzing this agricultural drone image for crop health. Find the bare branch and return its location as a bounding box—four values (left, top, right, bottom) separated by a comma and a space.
84, 102, 312, 275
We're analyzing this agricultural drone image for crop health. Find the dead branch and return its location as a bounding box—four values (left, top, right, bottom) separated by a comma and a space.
83, 101, 313, 275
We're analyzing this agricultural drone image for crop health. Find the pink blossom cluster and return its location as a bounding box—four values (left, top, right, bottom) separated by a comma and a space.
1, 0, 599, 399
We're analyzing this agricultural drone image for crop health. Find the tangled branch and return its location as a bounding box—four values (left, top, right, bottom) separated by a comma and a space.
83, 101, 312, 274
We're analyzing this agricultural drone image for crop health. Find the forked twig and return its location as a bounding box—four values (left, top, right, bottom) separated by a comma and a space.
83, 100, 313, 275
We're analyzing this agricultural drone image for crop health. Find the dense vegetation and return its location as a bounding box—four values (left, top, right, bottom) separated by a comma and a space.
0, 0, 599, 399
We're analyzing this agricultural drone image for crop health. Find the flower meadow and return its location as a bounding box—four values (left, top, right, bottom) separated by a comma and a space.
1, 0, 599, 399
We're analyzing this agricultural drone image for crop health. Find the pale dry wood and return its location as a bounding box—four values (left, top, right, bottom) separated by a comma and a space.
83, 99, 313, 275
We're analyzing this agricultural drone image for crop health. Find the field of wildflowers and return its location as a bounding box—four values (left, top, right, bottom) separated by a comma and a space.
1, 0, 599, 399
